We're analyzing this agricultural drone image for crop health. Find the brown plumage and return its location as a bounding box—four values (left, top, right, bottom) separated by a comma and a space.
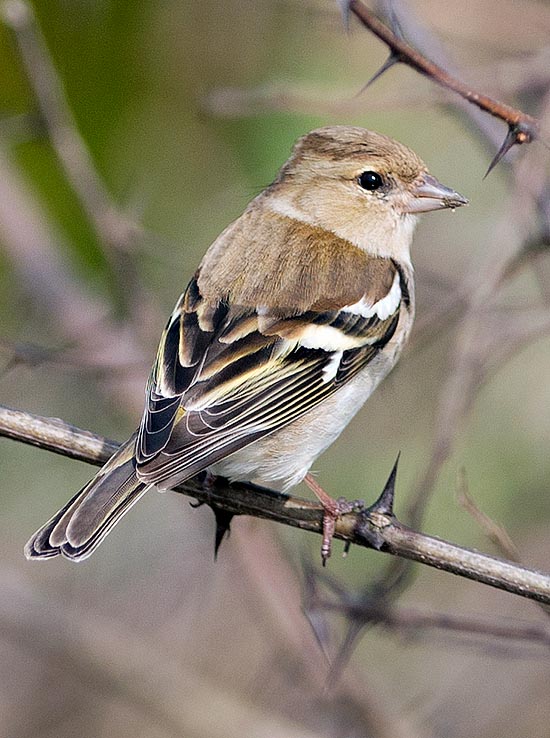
199, 211, 395, 313
25, 126, 467, 562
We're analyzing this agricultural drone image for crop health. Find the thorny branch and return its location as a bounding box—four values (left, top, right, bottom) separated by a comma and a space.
312, 1, 550, 659
346, 0, 541, 173
2, 403, 550, 606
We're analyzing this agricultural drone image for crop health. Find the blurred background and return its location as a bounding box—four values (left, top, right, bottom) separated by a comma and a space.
1, 0, 550, 736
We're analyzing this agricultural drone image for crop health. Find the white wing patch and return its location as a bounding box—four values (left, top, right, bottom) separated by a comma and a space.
294, 271, 402, 366
298, 324, 364, 352
343, 271, 401, 321
322, 350, 343, 382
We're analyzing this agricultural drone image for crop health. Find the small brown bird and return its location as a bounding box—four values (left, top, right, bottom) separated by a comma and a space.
25, 126, 467, 563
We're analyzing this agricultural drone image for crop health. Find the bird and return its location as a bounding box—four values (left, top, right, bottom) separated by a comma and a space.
24, 126, 467, 564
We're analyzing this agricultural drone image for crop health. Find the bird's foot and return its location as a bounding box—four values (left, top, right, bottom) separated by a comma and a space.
304, 473, 364, 565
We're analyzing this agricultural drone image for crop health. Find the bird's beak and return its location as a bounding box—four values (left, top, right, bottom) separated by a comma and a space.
402, 174, 468, 214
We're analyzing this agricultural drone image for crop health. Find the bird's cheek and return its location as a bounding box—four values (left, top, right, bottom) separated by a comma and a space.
393, 191, 418, 216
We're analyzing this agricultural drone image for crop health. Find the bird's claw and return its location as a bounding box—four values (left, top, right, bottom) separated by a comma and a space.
320, 497, 364, 565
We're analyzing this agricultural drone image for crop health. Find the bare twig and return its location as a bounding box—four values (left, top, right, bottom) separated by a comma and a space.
3, 403, 550, 605
347, 0, 540, 171
457, 469, 521, 563
309, 595, 550, 651
0, 405, 119, 465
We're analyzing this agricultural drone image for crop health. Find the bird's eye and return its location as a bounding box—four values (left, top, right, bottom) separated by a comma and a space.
358, 171, 384, 191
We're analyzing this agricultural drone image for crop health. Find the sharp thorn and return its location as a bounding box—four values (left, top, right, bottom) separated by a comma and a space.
212, 506, 235, 559
356, 52, 401, 96
484, 126, 518, 178
370, 453, 400, 515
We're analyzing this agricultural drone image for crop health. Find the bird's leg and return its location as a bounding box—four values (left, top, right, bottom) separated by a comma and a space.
304, 473, 363, 565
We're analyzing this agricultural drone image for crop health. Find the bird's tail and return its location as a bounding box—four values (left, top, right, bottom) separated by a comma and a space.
24, 437, 150, 561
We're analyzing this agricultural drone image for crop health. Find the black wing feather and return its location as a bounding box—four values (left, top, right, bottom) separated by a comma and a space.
135, 272, 404, 485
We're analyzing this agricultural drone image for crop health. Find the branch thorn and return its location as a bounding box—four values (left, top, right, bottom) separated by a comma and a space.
369, 453, 400, 516
212, 506, 234, 559
357, 52, 401, 95
484, 126, 523, 178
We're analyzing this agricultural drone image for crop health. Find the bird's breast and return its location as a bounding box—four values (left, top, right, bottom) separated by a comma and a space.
208, 301, 414, 492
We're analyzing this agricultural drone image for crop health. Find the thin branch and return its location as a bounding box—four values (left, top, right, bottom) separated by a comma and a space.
457, 468, 521, 563
2, 403, 550, 606
347, 0, 540, 153
312, 597, 550, 651
0, 404, 119, 465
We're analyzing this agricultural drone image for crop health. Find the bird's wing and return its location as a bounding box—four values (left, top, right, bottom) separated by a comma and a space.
135, 264, 407, 486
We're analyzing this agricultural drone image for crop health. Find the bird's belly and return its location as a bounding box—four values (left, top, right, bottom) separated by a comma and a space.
208, 347, 399, 492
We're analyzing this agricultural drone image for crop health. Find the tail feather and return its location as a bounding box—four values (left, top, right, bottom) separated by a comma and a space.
24, 439, 150, 562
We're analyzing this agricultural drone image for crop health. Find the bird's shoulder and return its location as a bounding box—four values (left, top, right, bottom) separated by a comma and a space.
197, 206, 402, 314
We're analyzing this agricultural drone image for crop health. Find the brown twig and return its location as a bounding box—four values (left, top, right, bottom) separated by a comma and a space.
347, 0, 540, 172
3, 403, 550, 606
309, 595, 550, 651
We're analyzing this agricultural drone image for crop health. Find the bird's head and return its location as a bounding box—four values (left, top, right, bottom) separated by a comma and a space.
267, 126, 468, 261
